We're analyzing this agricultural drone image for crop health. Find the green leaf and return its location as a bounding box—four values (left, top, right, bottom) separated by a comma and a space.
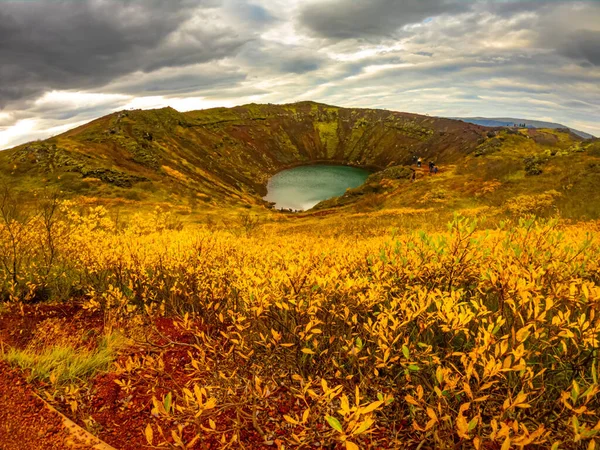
571, 380, 580, 403
408, 364, 420, 371
402, 345, 410, 359
468, 417, 478, 432
352, 417, 374, 435
356, 337, 363, 350
573, 416, 580, 433
164, 392, 172, 414
326, 415, 343, 433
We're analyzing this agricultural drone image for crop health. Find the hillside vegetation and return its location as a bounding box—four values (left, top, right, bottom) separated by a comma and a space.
2, 101, 598, 220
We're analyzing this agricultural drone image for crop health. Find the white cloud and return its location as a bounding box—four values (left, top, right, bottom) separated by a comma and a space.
0, 118, 91, 149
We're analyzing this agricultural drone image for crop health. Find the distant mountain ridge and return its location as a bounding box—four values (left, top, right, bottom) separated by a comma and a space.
450, 117, 594, 139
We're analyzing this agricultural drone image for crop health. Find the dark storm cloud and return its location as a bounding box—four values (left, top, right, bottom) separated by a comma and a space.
279, 56, 322, 74
475, 0, 558, 16
0, 0, 245, 107
106, 65, 248, 95
558, 30, 600, 66
298, 0, 467, 40
237, 41, 327, 74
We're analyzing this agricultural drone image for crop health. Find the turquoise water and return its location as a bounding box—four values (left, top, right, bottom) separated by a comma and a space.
264, 165, 370, 211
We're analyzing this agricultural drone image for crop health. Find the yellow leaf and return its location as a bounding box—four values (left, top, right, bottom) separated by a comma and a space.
346, 441, 359, 450
425, 418, 436, 431
302, 408, 310, 423
463, 382, 473, 399
405, 395, 419, 406
209, 418, 216, 430
284, 415, 298, 425
501, 437, 511, 450
340, 395, 350, 414
144, 424, 153, 445
301, 348, 315, 355
426, 407, 437, 422
360, 400, 383, 415
436, 367, 444, 385
514, 392, 527, 405
516, 325, 531, 343
456, 414, 469, 438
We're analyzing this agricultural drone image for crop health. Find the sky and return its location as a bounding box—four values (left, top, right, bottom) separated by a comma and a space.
1, 0, 599, 149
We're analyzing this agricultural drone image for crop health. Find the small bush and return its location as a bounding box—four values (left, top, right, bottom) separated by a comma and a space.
523, 154, 548, 176
505, 190, 561, 215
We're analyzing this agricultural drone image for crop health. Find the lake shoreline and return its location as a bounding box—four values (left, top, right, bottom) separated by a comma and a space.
263, 164, 371, 212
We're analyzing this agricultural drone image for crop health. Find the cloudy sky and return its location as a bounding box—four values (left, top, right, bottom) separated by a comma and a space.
1, 0, 599, 149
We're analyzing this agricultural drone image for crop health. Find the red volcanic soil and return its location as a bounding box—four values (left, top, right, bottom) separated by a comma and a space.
0, 303, 268, 449
0, 360, 100, 449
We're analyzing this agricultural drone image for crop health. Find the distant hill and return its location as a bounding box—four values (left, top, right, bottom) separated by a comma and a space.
451, 117, 594, 139
0, 102, 488, 206
1, 101, 599, 219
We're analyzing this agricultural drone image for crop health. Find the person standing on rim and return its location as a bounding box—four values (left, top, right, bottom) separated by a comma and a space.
417, 157, 422, 168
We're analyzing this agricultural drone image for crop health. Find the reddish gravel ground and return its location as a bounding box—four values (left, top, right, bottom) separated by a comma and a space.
0, 361, 97, 450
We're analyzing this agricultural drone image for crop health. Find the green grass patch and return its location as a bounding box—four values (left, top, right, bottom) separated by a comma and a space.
3, 333, 126, 385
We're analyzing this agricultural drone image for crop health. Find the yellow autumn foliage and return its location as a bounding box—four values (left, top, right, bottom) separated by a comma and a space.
1, 201, 600, 448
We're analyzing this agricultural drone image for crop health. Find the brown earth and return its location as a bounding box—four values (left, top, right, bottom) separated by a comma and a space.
0, 360, 99, 450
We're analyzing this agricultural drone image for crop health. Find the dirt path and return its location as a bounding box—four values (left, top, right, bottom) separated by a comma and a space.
0, 361, 112, 450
